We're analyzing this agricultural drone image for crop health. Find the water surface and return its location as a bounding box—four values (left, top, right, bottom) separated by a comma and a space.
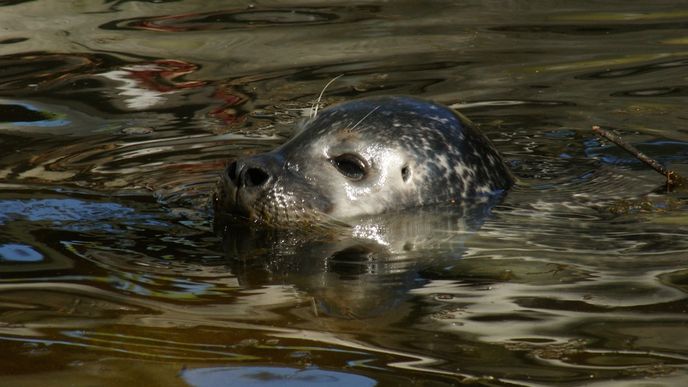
2, 1, 688, 386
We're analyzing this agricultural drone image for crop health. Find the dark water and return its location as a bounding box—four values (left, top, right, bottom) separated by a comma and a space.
2, 1, 688, 386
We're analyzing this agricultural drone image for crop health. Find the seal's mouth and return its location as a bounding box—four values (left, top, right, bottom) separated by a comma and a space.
213, 162, 335, 229
213, 170, 254, 220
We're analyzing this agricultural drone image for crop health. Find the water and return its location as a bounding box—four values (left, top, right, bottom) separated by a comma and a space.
2, 1, 688, 385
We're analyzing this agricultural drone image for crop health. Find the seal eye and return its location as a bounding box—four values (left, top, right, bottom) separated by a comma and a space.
401, 165, 410, 182
331, 154, 367, 181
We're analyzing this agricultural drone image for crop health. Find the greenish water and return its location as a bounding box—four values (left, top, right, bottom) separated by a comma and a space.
1, 1, 688, 386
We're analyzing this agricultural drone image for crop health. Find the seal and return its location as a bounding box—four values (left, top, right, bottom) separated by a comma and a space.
214, 96, 513, 226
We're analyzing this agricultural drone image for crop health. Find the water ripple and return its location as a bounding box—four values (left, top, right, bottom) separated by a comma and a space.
101, 6, 381, 32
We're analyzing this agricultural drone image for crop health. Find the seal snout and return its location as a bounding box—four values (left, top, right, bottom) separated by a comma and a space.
226, 155, 278, 190
217, 153, 286, 219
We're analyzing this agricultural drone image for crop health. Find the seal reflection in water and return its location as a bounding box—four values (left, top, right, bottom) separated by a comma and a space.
214, 96, 513, 226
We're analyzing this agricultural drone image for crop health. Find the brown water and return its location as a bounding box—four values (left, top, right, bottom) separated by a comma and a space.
2, 1, 688, 386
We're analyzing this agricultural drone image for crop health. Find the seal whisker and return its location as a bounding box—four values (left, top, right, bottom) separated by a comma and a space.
350, 105, 380, 130
310, 74, 344, 119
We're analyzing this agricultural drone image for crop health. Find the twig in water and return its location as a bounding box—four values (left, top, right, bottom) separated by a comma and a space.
592, 125, 688, 190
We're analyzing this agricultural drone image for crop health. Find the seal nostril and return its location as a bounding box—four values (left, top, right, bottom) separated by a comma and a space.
245, 167, 270, 187
226, 161, 238, 182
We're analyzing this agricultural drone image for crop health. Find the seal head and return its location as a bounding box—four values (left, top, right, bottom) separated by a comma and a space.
214, 96, 513, 226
